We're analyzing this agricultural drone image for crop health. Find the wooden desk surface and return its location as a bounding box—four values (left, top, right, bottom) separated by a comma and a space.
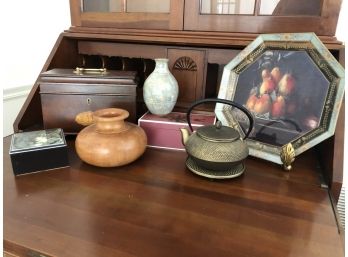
3, 136, 344, 257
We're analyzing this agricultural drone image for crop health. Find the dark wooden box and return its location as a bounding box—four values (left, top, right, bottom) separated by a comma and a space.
9, 128, 69, 176
39, 68, 138, 134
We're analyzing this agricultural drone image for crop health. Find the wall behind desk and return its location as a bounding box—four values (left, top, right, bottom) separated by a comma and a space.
1, 0, 70, 136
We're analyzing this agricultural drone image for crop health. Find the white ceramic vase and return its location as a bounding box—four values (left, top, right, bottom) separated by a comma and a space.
143, 58, 178, 115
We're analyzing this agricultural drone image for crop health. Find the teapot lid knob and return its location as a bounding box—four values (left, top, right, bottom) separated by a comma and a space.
196, 121, 240, 142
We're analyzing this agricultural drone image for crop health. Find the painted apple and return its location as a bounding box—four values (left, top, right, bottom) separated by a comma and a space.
246, 94, 258, 111
271, 67, 282, 84
254, 94, 272, 115
259, 77, 276, 95
278, 73, 295, 96
271, 95, 285, 118
261, 69, 271, 80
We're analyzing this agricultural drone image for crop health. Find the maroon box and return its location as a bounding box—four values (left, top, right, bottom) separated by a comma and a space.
138, 112, 216, 151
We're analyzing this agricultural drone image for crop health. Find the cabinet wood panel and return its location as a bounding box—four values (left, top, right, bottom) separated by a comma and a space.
70, 0, 184, 30
184, 0, 342, 36
207, 49, 239, 64
167, 49, 206, 106
78, 41, 167, 59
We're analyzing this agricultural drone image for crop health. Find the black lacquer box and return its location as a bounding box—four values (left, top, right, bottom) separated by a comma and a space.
9, 128, 69, 176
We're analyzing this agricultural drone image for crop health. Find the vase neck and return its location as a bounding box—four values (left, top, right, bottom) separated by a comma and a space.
154, 58, 169, 73
93, 108, 129, 134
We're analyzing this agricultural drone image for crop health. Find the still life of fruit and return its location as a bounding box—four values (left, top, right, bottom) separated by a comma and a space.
231, 49, 330, 145
245, 66, 297, 120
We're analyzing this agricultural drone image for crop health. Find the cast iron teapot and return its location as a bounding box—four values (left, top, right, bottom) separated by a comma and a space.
180, 98, 254, 179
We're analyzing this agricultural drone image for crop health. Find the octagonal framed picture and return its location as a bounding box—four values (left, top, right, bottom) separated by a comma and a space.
215, 33, 345, 168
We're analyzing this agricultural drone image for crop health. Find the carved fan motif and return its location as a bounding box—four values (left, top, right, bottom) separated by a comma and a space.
173, 56, 197, 71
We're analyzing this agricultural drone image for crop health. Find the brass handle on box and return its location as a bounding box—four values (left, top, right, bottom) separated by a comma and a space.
74, 67, 107, 74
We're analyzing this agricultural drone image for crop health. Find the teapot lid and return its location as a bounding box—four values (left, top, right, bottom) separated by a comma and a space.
196, 121, 240, 142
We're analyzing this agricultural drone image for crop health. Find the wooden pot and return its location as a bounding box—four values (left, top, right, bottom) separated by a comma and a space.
75, 108, 147, 167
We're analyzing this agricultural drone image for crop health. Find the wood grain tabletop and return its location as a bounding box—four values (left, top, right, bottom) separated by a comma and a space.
3, 136, 344, 257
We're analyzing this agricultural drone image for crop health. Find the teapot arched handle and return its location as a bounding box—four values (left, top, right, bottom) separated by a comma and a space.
186, 98, 254, 140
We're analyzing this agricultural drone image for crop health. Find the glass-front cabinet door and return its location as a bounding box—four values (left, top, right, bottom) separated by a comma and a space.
184, 0, 340, 36
70, 0, 184, 30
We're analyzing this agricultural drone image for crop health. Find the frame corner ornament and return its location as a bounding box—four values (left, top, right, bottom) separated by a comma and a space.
280, 143, 295, 171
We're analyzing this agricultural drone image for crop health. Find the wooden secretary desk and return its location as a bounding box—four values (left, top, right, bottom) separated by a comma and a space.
7, 1, 345, 256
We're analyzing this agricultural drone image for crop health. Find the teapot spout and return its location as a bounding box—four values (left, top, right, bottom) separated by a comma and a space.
180, 128, 190, 146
